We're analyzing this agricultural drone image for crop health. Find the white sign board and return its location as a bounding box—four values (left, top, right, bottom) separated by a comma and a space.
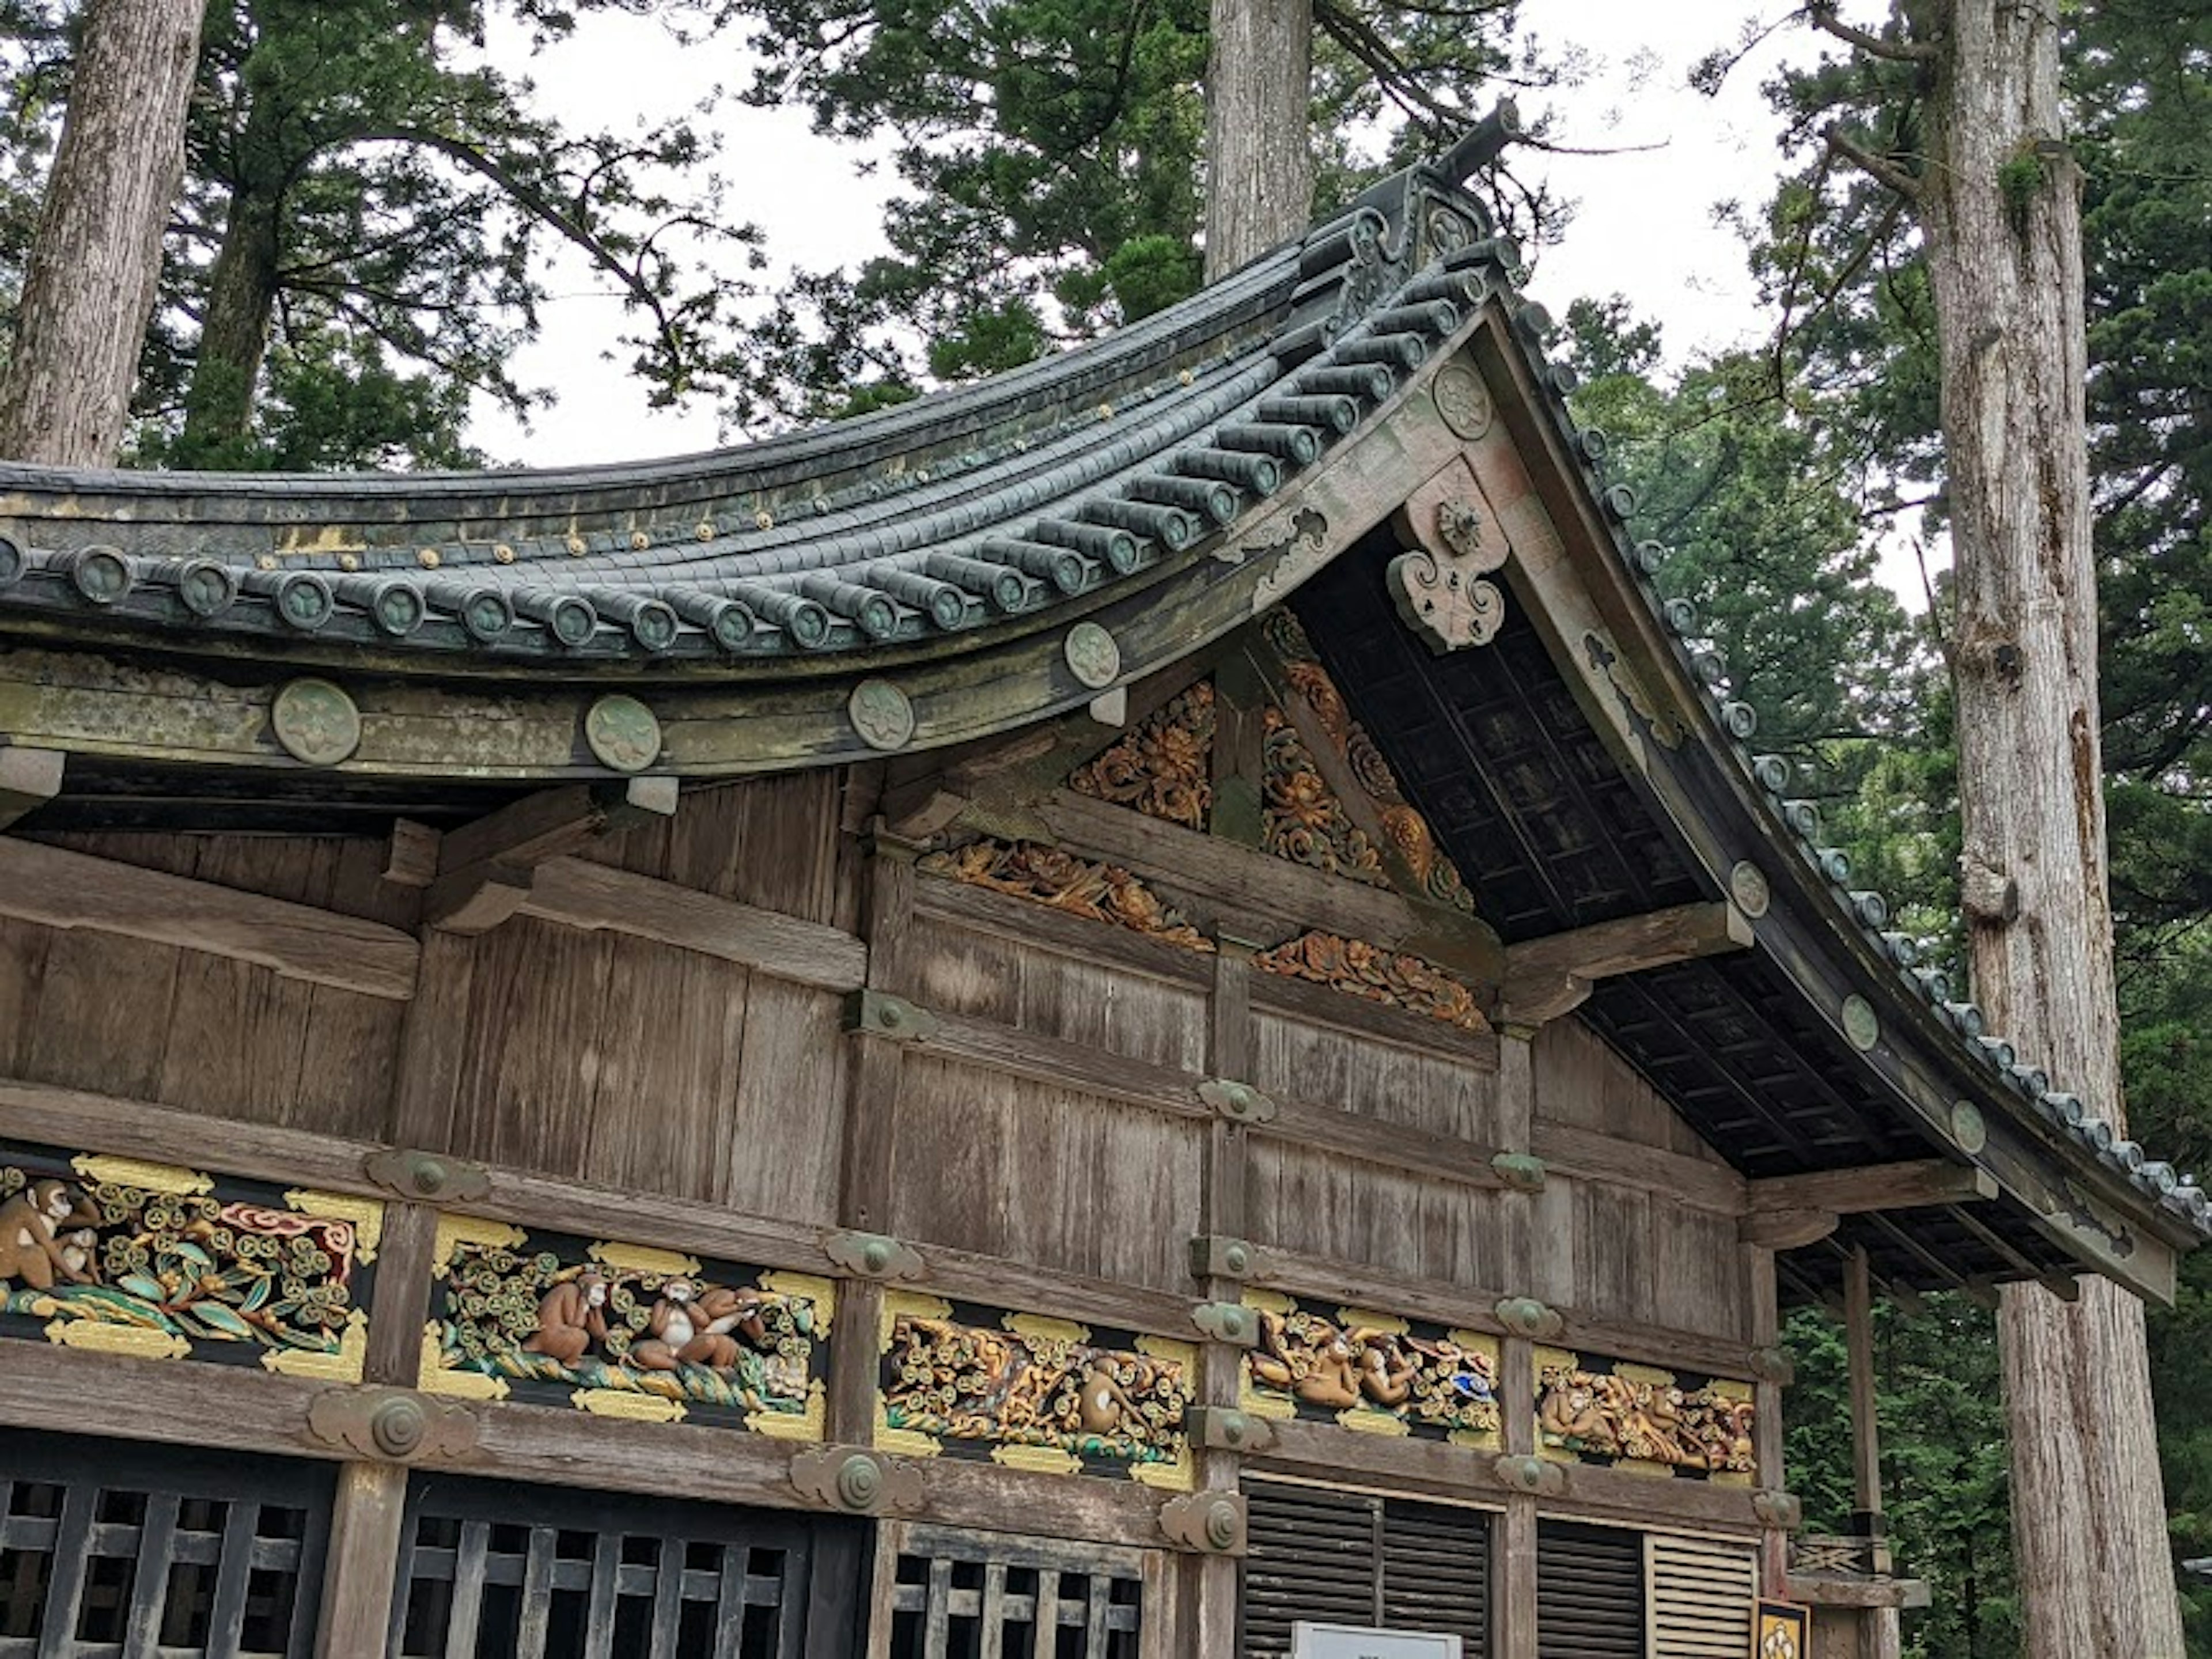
1289, 1624, 1463, 1659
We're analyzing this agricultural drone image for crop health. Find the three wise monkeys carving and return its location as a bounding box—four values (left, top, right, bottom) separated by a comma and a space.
0, 1178, 101, 1290
523, 1270, 768, 1372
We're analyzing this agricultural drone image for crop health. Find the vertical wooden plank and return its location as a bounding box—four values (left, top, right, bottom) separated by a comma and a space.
443, 1520, 489, 1659
861, 1520, 904, 1659
35, 1480, 95, 1659
1034, 1569, 1062, 1653
1846, 1245, 1883, 1518
978, 1561, 1007, 1659
1138, 1548, 1179, 1659
388, 927, 475, 1152
1745, 1244, 1789, 1594
120, 1490, 180, 1659
1495, 1496, 1537, 1659
202, 1500, 259, 1659
514, 1526, 557, 1659
313, 1463, 410, 1659
922, 1555, 954, 1659
1084, 1574, 1111, 1657
583, 1532, 622, 1659
363, 1201, 437, 1388
21, 930, 180, 1101
647, 1533, 686, 1659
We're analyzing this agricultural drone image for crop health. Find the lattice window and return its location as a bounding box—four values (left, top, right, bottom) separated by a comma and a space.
1535, 1520, 1642, 1659
1240, 1478, 1490, 1657
389, 1475, 862, 1659
0, 1428, 329, 1658
872, 1521, 1149, 1659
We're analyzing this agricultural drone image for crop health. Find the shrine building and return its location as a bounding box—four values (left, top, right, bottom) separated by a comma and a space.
0, 113, 2199, 1659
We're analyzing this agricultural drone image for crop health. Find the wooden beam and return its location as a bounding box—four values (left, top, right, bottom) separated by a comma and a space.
0, 745, 63, 830
515, 856, 868, 991
1740, 1207, 1841, 1249
424, 777, 677, 934
0, 835, 419, 998
1499, 900, 1752, 1028
1749, 1159, 2000, 1217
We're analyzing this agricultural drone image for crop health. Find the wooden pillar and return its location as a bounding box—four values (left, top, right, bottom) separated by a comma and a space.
1844, 1247, 1901, 1659
1182, 941, 1255, 1651
1747, 1244, 1789, 1594
1494, 1034, 1538, 1659
315, 1463, 411, 1659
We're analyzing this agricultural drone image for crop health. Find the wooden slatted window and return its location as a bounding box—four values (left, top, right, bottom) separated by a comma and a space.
872, 1521, 1149, 1659
0, 1428, 330, 1658
389, 1474, 862, 1659
1241, 1479, 1489, 1657
1642, 1533, 1754, 1659
1535, 1520, 1641, 1659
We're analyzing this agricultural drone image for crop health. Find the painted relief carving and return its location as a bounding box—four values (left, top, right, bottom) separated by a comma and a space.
426, 1216, 828, 1435
1067, 680, 1214, 830
1256, 931, 1490, 1033
0, 1141, 376, 1378
1263, 709, 1390, 887
919, 839, 1215, 952
1263, 611, 1479, 916
1240, 1291, 1501, 1445
878, 1294, 1194, 1485
1535, 1347, 1756, 1480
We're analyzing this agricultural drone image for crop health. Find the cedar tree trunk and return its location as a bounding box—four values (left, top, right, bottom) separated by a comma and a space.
1918, 2, 2184, 1651
1202, 0, 1312, 281
0, 0, 203, 466
176, 176, 283, 467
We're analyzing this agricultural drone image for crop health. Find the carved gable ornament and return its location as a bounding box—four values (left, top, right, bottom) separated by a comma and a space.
1389, 495, 1509, 654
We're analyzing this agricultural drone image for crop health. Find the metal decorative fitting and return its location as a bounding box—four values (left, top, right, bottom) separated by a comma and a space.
1160, 1491, 1247, 1555
1748, 1346, 1796, 1385
271, 678, 362, 768
1494, 1296, 1563, 1341
1840, 994, 1880, 1053
1490, 1152, 1546, 1194
583, 694, 661, 773
1752, 1489, 1802, 1529
363, 1147, 490, 1203
1492, 1455, 1566, 1497
1191, 1301, 1261, 1347
1189, 1407, 1277, 1453
1729, 860, 1771, 919
791, 1448, 922, 1516
848, 679, 917, 752
306, 1388, 475, 1463
1189, 1236, 1261, 1280
825, 1230, 924, 1281
1197, 1078, 1278, 1124
845, 989, 940, 1041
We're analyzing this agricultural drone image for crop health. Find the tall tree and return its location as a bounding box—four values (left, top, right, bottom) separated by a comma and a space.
0, 0, 202, 465
1792, 2, 2181, 1648
1203, 0, 1311, 277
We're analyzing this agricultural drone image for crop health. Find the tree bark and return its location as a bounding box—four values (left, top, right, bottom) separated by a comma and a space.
1201, 0, 1312, 282
1918, 2, 2184, 1652
0, 0, 203, 467
176, 179, 283, 467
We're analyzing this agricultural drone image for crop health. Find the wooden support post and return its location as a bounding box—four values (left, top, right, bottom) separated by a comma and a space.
0, 744, 63, 830
314, 1461, 410, 1659
827, 834, 916, 1448
1492, 1032, 1539, 1657
1844, 1247, 1892, 1576
362, 1202, 440, 1388
1747, 1245, 1790, 1594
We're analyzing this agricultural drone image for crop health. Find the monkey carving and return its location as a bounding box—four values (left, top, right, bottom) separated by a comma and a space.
1075, 1356, 1138, 1435
0, 1180, 96, 1292
523, 1271, 610, 1366
1356, 1337, 1418, 1408
630, 1278, 741, 1371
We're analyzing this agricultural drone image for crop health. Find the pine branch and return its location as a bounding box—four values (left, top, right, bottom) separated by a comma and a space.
1824, 123, 1922, 200
1805, 3, 1938, 63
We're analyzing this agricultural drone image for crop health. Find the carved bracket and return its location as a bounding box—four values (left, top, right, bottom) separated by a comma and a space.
1388, 480, 1511, 657
1494, 1296, 1564, 1341
844, 989, 940, 1042
1188, 1236, 1263, 1281
1490, 1152, 1547, 1194
824, 1230, 925, 1281
1190, 1302, 1262, 1347
1188, 1407, 1277, 1454
1748, 1346, 1797, 1386
1492, 1454, 1567, 1498
1752, 1488, 1804, 1530
363, 1147, 490, 1204
1159, 1490, 1248, 1555
790, 1447, 924, 1516
1196, 1078, 1277, 1124
306, 1388, 475, 1463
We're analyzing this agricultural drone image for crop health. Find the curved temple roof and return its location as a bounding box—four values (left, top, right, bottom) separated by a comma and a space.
0, 111, 2201, 1298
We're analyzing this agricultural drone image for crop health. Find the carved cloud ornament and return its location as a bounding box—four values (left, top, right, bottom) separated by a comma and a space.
1389, 497, 1509, 654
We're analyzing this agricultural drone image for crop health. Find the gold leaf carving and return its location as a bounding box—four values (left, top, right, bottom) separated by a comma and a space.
919, 840, 1215, 952
574, 1387, 687, 1423
46, 1320, 190, 1361
1244, 1297, 1500, 1440
1068, 680, 1214, 830
1535, 1351, 1757, 1477
71, 1156, 211, 1197
262, 1308, 368, 1382
1256, 930, 1490, 1033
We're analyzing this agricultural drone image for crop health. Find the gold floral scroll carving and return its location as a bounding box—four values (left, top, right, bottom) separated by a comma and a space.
1256, 930, 1490, 1033
1068, 680, 1215, 830
918, 840, 1215, 952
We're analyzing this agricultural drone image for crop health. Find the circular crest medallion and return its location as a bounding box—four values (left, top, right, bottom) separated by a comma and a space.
1425, 205, 1472, 256
1841, 994, 1880, 1053
584, 694, 662, 773
1063, 622, 1122, 690
1433, 365, 1494, 440
848, 679, 916, 752
1729, 859, 1771, 919
271, 677, 361, 767
1950, 1099, 1988, 1156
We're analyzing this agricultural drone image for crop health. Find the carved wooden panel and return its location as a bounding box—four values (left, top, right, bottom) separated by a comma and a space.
1533, 1347, 1755, 1482
1241, 1290, 1502, 1447
0, 1138, 378, 1381
918, 842, 1214, 952
1255, 931, 1488, 1033
423, 1214, 829, 1436
877, 1293, 1195, 1486
1068, 680, 1215, 830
